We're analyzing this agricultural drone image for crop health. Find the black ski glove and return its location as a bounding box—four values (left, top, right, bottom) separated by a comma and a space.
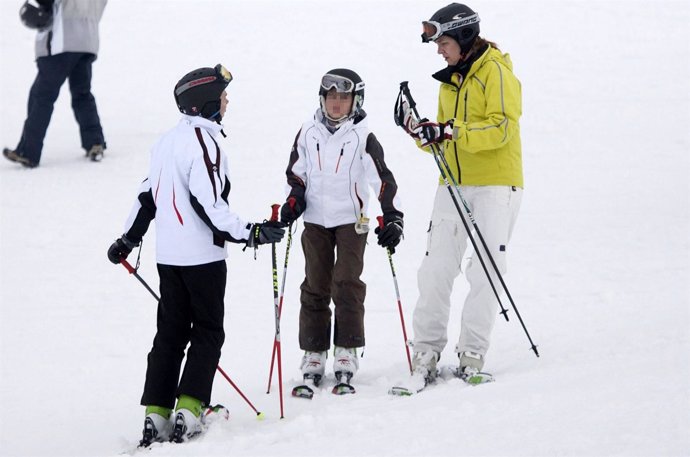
107, 235, 138, 264
247, 221, 287, 248
280, 196, 305, 224
375, 217, 404, 253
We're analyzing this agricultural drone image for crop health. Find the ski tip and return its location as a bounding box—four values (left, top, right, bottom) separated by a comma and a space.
388, 386, 414, 396
291, 385, 315, 399
463, 372, 495, 385
331, 383, 356, 395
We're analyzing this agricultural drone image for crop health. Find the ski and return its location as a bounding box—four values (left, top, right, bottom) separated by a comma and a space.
291, 372, 356, 398
389, 368, 494, 396
455, 369, 494, 385
291, 374, 322, 400
440, 365, 494, 385
388, 372, 429, 396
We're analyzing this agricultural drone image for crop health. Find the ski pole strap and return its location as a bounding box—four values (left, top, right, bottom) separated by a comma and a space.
399, 81, 421, 120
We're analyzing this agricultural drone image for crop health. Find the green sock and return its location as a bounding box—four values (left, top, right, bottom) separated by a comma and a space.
145, 405, 172, 419
175, 394, 203, 418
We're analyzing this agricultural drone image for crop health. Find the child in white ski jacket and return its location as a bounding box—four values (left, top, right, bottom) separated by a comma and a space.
280, 68, 403, 386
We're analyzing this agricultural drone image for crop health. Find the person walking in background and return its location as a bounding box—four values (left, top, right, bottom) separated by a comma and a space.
280, 68, 403, 391
399, 3, 523, 386
3, 0, 108, 168
107, 64, 285, 446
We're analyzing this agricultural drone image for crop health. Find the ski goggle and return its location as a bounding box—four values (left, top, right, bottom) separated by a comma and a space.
421, 13, 480, 43
175, 64, 233, 96
215, 64, 233, 83
321, 74, 365, 93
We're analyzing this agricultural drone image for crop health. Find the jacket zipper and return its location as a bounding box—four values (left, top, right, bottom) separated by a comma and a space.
463, 91, 469, 122
316, 142, 322, 170
334, 146, 344, 173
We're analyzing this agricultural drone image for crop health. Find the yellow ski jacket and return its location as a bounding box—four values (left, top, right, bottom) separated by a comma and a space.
428, 45, 523, 188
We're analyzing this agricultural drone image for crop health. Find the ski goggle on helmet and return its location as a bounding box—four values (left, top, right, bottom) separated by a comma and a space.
421, 13, 480, 43
320, 74, 365, 94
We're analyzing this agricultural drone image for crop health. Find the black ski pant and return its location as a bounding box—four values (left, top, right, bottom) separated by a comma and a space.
16, 52, 105, 165
299, 223, 367, 351
140, 260, 226, 409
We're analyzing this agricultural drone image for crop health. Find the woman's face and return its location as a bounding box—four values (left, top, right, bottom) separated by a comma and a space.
324, 89, 353, 120
219, 90, 228, 118
436, 35, 463, 66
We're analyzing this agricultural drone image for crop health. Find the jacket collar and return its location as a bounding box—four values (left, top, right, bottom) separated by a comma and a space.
312, 109, 367, 138
181, 115, 224, 137
432, 44, 490, 87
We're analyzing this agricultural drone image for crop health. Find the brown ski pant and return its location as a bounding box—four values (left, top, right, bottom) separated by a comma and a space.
299, 222, 367, 351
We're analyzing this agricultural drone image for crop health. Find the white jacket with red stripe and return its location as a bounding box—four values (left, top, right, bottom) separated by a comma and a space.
285, 110, 403, 229
123, 115, 251, 266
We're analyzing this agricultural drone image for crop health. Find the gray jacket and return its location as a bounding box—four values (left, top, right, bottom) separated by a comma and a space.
35, 0, 107, 58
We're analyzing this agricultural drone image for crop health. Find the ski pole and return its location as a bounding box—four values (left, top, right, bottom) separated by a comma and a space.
398, 81, 509, 323
266, 222, 294, 394
119, 258, 266, 417
121, 257, 160, 301
216, 365, 265, 419
267, 204, 285, 419
397, 81, 539, 357
377, 216, 413, 374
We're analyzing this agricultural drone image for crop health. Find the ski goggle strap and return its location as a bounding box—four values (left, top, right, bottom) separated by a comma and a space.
421, 13, 480, 43
321, 74, 365, 93
175, 64, 233, 96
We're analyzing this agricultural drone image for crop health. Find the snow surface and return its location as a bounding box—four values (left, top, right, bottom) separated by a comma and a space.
1, 1, 689, 456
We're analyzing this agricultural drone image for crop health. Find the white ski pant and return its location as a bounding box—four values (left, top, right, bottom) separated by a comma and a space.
412, 185, 522, 358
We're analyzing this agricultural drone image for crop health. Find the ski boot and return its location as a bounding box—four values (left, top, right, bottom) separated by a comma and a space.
138, 409, 172, 448
332, 346, 358, 395
86, 144, 104, 162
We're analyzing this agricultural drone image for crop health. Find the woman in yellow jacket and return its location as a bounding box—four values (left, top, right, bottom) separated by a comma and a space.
401, 3, 523, 386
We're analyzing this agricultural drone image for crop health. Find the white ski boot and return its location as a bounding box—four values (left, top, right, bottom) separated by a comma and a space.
139, 413, 172, 448
170, 408, 202, 443
459, 351, 484, 375
300, 350, 327, 385
458, 351, 494, 384
333, 346, 358, 383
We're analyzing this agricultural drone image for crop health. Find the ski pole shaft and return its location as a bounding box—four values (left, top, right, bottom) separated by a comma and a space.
267, 224, 293, 394
121, 258, 160, 301
215, 365, 264, 418
377, 216, 413, 374
268, 204, 285, 418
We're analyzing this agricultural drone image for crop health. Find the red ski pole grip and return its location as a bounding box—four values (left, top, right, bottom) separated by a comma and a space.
270, 204, 280, 222
376, 215, 384, 229
121, 258, 135, 274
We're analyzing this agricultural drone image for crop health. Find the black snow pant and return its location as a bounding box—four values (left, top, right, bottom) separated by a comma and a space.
16, 52, 105, 166
140, 260, 226, 409
299, 223, 367, 351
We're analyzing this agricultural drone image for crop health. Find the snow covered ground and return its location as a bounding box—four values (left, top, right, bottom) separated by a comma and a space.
1, 1, 688, 456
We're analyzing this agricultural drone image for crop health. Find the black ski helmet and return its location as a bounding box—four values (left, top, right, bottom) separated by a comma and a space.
319, 68, 365, 122
422, 3, 480, 54
174, 64, 232, 121
19, 0, 53, 30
